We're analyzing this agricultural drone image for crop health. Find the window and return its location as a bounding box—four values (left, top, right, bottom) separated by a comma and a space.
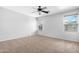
64, 15, 78, 32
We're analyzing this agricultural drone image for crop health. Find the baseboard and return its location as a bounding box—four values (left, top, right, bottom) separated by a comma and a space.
0, 32, 36, 42
37, 33, 79, 42
37, 33, 64, 39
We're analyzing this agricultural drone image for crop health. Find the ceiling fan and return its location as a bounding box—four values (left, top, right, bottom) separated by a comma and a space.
32, 6, 49, 15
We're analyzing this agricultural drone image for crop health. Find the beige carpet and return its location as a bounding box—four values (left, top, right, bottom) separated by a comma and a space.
0, 34, 79, 53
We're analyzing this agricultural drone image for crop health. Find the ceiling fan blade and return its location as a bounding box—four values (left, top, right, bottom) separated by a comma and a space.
42, 7, 47, 10
32, 11, 38, 13
42, 11, 49, 13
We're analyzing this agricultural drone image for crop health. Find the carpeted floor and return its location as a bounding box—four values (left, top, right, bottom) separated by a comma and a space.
0, 34, 79, 53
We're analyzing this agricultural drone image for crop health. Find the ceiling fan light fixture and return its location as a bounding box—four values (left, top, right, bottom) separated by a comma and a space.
32, 6, 49, 15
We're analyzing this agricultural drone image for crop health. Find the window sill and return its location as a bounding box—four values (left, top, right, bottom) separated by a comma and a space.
64, 31, 78, 34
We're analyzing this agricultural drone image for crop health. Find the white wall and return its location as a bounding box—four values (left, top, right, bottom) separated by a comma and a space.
0, 7, 37, 41
38, 9, 79, 41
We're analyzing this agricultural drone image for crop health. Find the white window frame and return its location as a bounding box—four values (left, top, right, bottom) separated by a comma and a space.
63, 14, 78, 32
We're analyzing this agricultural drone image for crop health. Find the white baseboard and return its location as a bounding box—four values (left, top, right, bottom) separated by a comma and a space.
37, 32, 79, 42
0, 32, 36, 42
38, 32, 64, 39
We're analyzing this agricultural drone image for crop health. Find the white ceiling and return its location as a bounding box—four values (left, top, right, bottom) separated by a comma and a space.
2, 6, 79, 17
